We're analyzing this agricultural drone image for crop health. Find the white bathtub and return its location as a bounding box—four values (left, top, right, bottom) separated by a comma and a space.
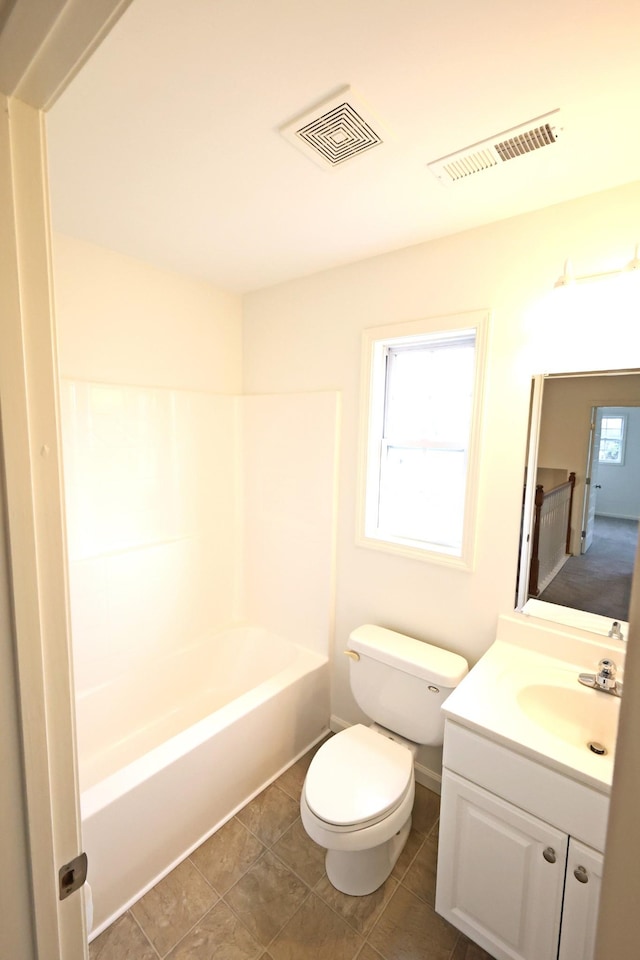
78, 627, 330, 937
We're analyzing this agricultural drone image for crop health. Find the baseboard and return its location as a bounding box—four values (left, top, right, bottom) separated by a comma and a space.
414, 760, 442, 795
595, 512, 640, 522
330, 714, 442, 796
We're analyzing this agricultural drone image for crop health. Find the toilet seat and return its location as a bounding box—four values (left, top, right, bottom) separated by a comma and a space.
304, 725, 414, 829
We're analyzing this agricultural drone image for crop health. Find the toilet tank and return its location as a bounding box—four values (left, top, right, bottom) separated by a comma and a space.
347, 624, 468, 746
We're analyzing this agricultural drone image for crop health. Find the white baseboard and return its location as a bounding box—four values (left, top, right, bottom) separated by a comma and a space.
595, 512, 640, 521
330, 714, 442, 796
414, 760, 442, 795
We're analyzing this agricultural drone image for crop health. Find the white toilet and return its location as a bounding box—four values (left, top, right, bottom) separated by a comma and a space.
300, 624, 468, 896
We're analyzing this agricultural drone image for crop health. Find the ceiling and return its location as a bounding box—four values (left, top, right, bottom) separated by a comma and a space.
46, 0, 640, 293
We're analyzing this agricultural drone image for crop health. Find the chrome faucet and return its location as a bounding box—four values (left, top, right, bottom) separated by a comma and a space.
607, 621, 624, 641
578, 658, 623, 697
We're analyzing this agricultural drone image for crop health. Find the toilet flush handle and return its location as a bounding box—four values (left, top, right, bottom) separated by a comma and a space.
343, 650, 360, 661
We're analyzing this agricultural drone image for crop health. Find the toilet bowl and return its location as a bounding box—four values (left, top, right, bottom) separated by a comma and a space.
300, 624, 468, 896
301, 724, 417, 895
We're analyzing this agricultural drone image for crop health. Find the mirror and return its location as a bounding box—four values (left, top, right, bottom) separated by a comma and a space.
517, 370, 640, 631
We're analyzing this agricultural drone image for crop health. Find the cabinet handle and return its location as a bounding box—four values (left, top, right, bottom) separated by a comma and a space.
542, 847, 557, 864
574, 865, 589, 883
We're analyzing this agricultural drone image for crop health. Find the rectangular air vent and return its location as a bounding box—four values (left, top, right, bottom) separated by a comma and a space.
281, 87, 384, 170
428, 110, 562, 185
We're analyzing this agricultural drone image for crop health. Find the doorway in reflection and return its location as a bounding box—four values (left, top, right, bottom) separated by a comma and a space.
519, 370, 640, 625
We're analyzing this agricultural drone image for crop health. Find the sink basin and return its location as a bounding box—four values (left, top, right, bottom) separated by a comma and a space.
516, 682, 620, 755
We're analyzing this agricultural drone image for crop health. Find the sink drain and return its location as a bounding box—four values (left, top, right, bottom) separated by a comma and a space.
588, 741, 607, 755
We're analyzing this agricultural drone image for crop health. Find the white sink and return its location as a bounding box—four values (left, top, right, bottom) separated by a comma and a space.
442, 617, 625, 793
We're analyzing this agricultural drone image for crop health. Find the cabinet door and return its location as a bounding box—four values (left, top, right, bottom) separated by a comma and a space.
436, 770, 567, 960
558, 839, 603, 960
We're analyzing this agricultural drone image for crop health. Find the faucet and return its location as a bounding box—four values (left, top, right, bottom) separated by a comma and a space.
578, 658, 623, 698
607, 621, 624, 641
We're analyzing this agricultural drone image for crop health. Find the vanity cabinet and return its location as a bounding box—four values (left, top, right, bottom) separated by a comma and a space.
436, 721, 607, 960
437, 770, 566, 960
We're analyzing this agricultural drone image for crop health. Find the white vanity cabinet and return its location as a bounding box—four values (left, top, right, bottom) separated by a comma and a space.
436, 721, 608, 960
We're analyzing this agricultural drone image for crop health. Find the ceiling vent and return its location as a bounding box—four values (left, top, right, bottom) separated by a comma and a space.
281, 87, 384, 169
428, 110, 563, 185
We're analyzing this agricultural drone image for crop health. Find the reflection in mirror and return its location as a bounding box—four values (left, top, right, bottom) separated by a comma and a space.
518, 371, 640, 627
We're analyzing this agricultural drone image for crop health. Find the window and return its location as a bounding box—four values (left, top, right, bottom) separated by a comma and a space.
358, 312, 487, 568
598, 415, 626, 465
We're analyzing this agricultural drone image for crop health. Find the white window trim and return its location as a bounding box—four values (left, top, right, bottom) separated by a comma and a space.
356, 310, 489, 570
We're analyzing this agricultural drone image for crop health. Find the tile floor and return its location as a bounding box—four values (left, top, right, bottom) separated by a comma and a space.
89, 740, 495, 960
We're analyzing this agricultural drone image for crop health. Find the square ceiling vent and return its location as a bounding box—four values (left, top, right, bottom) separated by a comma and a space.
428, 110, 563, 185
280, 87, 384, 169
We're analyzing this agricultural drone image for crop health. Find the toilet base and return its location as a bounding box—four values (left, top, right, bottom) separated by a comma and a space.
325, 815, 412, 896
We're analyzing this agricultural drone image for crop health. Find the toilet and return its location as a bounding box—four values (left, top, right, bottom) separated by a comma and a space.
300, 624, 468, 896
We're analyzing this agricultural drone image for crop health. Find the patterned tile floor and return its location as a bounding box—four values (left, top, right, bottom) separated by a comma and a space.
89, 740, 495, 960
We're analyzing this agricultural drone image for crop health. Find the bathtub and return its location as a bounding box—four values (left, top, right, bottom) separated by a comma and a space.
78, 627, 330, 937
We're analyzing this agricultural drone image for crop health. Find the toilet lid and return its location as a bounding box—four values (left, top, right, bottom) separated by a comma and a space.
304, 725, 413, 827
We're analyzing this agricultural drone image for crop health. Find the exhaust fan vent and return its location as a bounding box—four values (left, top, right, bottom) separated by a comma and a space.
428, 111, 562, 185
281, 87, 384, 169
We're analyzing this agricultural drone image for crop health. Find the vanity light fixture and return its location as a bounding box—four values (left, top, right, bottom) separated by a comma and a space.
626, 244, 640, 271
553, 245, 640, 287
533, 245, 640, 373
553, 259, 574, 288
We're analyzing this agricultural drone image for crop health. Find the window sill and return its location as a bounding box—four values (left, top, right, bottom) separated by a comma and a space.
356, 530, 473, 570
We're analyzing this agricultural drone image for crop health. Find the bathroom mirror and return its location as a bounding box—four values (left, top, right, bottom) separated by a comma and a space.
517, 369, 640, 632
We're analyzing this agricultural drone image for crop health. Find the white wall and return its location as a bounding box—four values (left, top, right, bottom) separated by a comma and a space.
595, 406, 640, 520
54, 233, 242, 392
243, 179, 640, 773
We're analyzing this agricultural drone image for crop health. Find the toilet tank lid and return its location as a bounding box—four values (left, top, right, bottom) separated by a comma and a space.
349, 624, 468, 687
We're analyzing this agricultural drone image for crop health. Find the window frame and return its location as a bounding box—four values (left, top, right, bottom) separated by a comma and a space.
356, 310, 488, 569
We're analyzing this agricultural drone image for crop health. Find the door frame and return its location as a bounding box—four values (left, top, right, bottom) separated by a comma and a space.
517, 375, 545, 610
582, 402, 640, 556
0, 4, 133, 958
580, 407, 601, 554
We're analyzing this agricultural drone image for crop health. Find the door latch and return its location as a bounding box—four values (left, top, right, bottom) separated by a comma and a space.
58, 852, 88, 900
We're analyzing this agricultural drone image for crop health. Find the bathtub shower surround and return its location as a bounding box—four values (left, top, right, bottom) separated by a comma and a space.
61, 380, 241, 696
242, 393, 340, 657
60, 378, 339, 935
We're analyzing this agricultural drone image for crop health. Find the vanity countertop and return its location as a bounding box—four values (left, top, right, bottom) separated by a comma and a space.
442, 614, 624, 795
